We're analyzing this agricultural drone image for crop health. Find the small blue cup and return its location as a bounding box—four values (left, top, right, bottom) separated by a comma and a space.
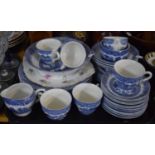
103, 36, 128, 51
36, 38, 62, 70
72, 83, 103, 115
113, 59, 152, 95
100, 43, 129, 61
37, 89, 72, 120
1, 83, 36, 117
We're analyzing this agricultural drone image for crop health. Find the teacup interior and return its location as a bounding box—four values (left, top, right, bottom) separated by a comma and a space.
1, 83, 33, 100
40, 89, 72, 110
36, 38, 61, 51
114, 59, 145, 78
61, 41, 86, 68
72, 83, 103, 103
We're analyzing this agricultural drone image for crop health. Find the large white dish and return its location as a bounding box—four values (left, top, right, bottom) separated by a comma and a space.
23, 58, 95, 88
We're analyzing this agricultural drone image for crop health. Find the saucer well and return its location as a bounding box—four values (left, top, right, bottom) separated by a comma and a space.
101, 74, 150, 103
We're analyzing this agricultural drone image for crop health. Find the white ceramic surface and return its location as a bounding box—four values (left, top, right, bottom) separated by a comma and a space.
23, 58, 95, 88
36, 38, 61, 53
145, 52, 155, 67
114, 59, 152, 82
72, 83, 103, 103
39, 89, 72, 110
103, 36, 128, 51
60, 41, 86, 68
1, 83, 35, 116
1, 83, 33, 100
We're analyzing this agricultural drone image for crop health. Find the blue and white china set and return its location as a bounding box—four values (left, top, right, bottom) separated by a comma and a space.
0, 35, 153, 120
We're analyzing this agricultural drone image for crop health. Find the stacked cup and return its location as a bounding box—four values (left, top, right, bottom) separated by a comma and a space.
101, 59, 152, 119
91, 36, 142, 83
100, 36, 129, 62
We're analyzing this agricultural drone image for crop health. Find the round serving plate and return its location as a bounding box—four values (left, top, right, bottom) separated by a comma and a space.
23, 60, 95, 88
18, 64, 93, 91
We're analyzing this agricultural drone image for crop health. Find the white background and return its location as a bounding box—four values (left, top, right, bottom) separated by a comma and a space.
0, 0, 155, 155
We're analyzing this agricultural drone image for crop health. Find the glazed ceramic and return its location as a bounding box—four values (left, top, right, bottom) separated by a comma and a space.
1, 83, 36, 117
60, 41, 86, 68
102, 36, 128, 51
23, 58, 95, 88
72, 83, 103, 115
18, 64, 93, 91
102, 100, 148, 119
101, 75, 150, 119
8, 31, 26, 48
36, 38, 62, 70
38, 89, 72, 120
100, 44, 129, 61
114, 59, 152, 87
92, 43, 142, 75
25, 37, 94, 72
145, 51, 155, 67
101, 74, 151, 104
111, 77, 141, 96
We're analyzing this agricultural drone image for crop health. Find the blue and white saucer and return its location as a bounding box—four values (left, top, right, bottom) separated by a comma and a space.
109, 76, 141, 96
102, 101, 148, 119
101, 74, 150, 103
103, 96, 148, 112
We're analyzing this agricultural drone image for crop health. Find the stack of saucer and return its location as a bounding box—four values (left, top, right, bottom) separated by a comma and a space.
101, 59, 152, 119
18, 37, 95, 91
8, 31, 27, 48
92, 36, 142, 82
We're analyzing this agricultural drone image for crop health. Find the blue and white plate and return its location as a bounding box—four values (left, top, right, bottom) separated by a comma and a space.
103, 95, 149, 109
109, 75, 141, 96
103, 96, 148, 112
103, 101, 147, 119
101, 74, 150, 103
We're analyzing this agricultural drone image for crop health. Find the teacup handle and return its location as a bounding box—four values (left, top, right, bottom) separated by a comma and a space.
35, 88, 46, 100
52, 51, 60, 63
141, 71, 152, 83
88, 50, 95, 60
136, 55, 143, 60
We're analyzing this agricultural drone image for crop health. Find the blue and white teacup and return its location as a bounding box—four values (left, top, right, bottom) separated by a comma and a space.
103, 36, 128, 51
37, 89, 72, 120
100, 44, 129, 61
1, 83, 36, 117
100, 40, 130, 61
72, 83, 103, 115
113, 59, 152, 94
36, 38, 62, 70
